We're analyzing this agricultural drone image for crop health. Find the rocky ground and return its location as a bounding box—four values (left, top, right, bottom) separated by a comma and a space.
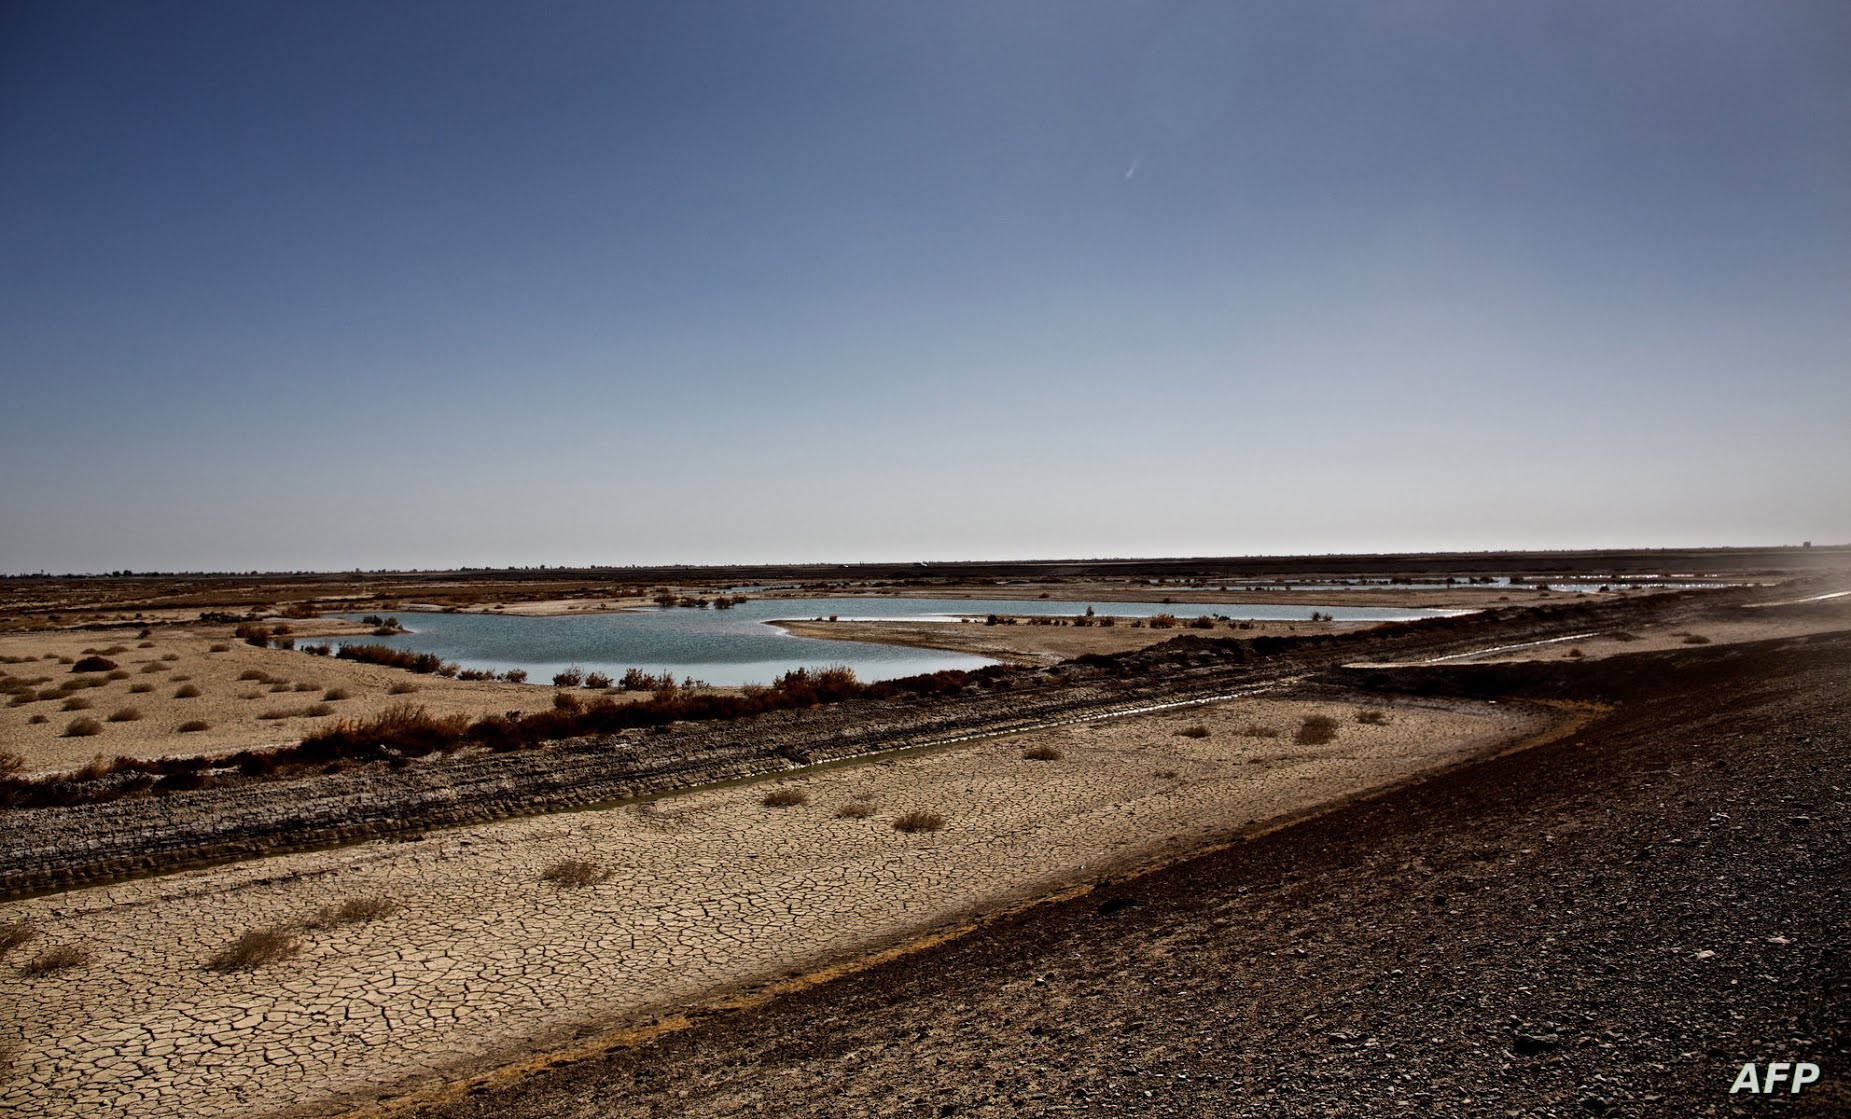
408, 631, 1849, 1119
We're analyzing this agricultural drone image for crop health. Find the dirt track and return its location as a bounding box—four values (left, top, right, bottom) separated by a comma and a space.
410, 632, 1850, 1119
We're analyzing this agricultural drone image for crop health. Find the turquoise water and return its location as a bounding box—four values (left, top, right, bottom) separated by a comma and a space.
317, 597, 1468, 687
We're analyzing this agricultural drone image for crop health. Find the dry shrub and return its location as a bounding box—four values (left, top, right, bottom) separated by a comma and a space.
0, 918, 38, 957
834, 801, 875, 818
20, 945, 91, 975
388, 681, 419, 695
1356, 709, 1389, 725
237, 670, 270, 682
64, 717, 103, 737
1021, 745, 1064, 761
302, 703, 334, 717
128, 682, 153, 694
541, 859, 611, 887
893, 810, 946, 833
293, 682, 318, 692
1682, 634, 1712, 645
761, 787, 809, 807
174, 684, 201, 698
177, 720, 210, 733
1154, 769, 1181, 779
105, 670, 130, 681
207, 927, 299, 971
257, 709, 293, 721
323, 687, 351, 701
1244, 723, 1280, 739
59, 697, 91, 712
303, 897, 399, 929
269, 682, 292, 693
1176, 724, 1211, 738
106, 706, 142, 723
208, 643, 231, 653
26, 714, 47, 725
71, 656, 117, 673
1295, 715, 1339, 745
140, 662, 167, 675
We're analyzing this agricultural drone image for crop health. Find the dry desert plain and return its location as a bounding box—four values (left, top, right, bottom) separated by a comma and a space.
2, 551, 1847, 1119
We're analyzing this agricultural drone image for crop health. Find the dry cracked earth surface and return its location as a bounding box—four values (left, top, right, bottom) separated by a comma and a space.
1, 694, 1540, 1119
405, 632, 1850, 1119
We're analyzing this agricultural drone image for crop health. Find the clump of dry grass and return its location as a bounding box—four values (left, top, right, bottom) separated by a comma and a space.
1356, 709, 1389, 725
19, 944, 92, 975
64, 716, 103, 737
1153, 769, 1181, 779
1682, 634, 1712, 645
541, 859, 611, 887
237, 669, 270, 682
323, 687, 351, 701
106, 706, 143, 723
761, 787, 809, 807
177, 720, 210, 733
1295, 715, 1339, 745
1176, 724, 1211, 738
208, 643, 231, 653
303, 897, 399, 929
59, 697, 91, 712
128, 682, 153, 694
1021, 745, 1064, 761
893, 810, 946, 833
207, 926, 299, 972
834, 801, 875, 818
26, 714, 47, 725
0, 918, 39, 958
1244, 723, 1280, 738
387, 681, 418, 695
293, 682, 318, 693
174, 684, 202, 699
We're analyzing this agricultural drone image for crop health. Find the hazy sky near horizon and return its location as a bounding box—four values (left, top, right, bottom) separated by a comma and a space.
3, 1, 1847, 573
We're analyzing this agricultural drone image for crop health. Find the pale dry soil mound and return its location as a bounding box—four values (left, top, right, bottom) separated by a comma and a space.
0, 627, 560, 772
0, 695, 1543, 1119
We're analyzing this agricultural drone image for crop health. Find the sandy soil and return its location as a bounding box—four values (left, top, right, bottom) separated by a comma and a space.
773, 618, 1365, 665
0, 693, 1547, 1119
0, 626, 563, 773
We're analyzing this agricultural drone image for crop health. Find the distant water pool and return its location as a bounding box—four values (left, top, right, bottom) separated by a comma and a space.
316, 597, 1470, 687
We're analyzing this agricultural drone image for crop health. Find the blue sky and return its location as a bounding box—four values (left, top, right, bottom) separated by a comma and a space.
3, 1, 1847, 572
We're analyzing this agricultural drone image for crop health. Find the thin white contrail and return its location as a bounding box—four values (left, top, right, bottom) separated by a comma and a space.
1125, 155, 1141, 179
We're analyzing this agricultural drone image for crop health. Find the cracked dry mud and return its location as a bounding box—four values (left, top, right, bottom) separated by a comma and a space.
1, 694, 1539, 1119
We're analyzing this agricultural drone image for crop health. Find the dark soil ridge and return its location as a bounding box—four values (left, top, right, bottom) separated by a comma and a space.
0, 589, 1747, 899
398, 629, 1851, 1119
